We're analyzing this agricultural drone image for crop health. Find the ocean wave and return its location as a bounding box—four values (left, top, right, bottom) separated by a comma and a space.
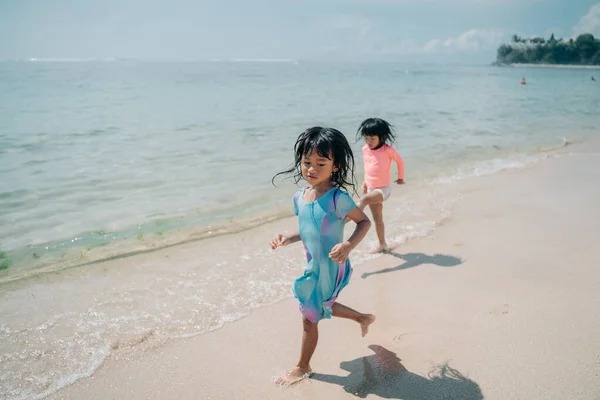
431, 137, 571, 185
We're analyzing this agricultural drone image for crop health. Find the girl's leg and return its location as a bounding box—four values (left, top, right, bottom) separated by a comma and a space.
357, 190, 384, 211
276, 316, 318, 385
347, 190, 383, 223
332, 302, 376, 337
297, 317, 318, 372
368, 202, 387, 253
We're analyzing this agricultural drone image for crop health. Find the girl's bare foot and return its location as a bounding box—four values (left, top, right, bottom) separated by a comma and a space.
275, 366, 313, 386
359, 314, 376, 337
368, 244, 388, 254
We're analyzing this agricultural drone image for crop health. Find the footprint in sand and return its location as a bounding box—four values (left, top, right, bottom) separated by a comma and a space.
393, 333, 409, 342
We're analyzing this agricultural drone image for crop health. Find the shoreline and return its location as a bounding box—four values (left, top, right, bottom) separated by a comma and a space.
43, 142, 600, 400
0, 136, 572, 287
505, 63, 600, 70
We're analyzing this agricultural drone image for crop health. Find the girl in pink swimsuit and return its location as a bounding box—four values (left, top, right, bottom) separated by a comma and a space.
356, 118, 405, 253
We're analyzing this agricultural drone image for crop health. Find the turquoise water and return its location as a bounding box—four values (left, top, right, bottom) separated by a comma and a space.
1, 61, 597, 280
0, 60, 599, 400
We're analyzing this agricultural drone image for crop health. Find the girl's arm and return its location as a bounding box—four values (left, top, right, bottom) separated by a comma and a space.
270, 232, 301, 249
386, 146, 405, 183
329, 208, 371, 263
345, 208, 371, 249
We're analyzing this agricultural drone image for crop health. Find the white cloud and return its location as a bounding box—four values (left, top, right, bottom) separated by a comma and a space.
344, 29, 505, 56
572, 3, 600, 37
318, 16, 505, 59
332, 28, 505, 57
422, 29, 505, 54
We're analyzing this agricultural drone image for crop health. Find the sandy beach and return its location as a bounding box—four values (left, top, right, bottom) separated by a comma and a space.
43, 143, 600, 400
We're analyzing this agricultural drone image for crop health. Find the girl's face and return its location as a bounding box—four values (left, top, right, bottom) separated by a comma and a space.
365, 135, 380, 150
301, 149, 338, 187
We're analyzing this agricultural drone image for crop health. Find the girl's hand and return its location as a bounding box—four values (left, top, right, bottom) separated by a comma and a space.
395, 179, 405, 185
329, 241, 353, 264
362, 182, 368, 194
270, 234, 291, 249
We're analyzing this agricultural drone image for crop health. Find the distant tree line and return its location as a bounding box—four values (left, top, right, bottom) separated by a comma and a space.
496, 33, 600, 65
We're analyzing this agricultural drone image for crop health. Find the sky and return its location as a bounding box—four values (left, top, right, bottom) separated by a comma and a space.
1, 0, 599, 62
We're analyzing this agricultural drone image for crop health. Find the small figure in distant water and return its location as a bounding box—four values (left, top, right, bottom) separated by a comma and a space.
271, 127, 375, 386
592, 76, 596, 82
520, 77, 527, 85
354, 118, 405, 254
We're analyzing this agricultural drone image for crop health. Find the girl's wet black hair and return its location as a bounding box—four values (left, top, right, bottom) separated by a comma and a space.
272, 127, 356, 193
356, 117, 395, 150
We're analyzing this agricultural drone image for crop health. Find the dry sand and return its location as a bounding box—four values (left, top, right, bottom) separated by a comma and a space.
49, 146, 600, 400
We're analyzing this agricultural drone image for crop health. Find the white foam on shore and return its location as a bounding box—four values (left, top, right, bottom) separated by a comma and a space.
430, 136, 572, 185
432, 154, 544, 185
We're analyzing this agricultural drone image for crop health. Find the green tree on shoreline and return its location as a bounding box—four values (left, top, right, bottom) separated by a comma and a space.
496, 33, 600, 65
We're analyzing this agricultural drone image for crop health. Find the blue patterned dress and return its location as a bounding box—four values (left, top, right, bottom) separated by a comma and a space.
292, 187, 357, 323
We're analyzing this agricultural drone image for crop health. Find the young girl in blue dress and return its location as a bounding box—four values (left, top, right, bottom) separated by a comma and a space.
271, 126, 376, 385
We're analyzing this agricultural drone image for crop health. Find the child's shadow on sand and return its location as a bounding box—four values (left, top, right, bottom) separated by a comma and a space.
311, 345, 483, 400
361, 252, 462, 279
